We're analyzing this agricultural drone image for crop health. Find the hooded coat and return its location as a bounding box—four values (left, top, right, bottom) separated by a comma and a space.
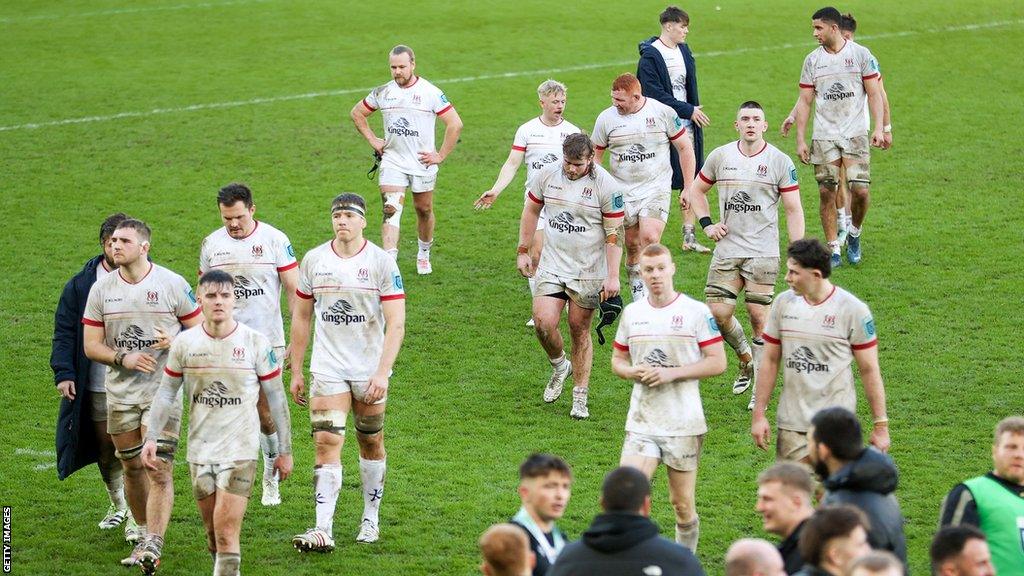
548, 512, 704, 576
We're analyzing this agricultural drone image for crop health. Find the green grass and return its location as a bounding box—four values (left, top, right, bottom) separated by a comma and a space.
2, 0, 1023, 574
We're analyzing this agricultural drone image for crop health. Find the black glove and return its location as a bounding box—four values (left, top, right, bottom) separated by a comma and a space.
367, 150, 383, 180
595, 295, 624, 346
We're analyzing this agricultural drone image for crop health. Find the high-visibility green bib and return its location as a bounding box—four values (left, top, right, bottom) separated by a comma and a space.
964, 475, 1024, 576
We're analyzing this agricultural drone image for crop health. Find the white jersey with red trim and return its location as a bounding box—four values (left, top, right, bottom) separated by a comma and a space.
613, 293, 723, 436
652, 40, 689, 104
591, 98, 685, 201
698, 141, 800, 258
163, 322, 281, 464
83, 263, 201, 405
362, 76, 453, 176
199, 221, 297, 347
527, 163, 625, 280
762, 286, 877, 432
799, 40, 880, 140
511, 116, 582, 193
87, 261, 115, 393
297, 239, 405, 381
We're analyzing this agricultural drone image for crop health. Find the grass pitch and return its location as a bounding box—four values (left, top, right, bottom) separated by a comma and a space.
2, 0, 1023, 574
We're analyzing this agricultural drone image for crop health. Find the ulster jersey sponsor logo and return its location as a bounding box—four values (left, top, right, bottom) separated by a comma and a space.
193, 381, 242, 408
643, 348, 678, 368
785, 346, 830, 374
387, 117, 420, 137
530, 153, 559, 171
114, 324, 161, 351
233, 275, 266, 300
671, 74, 686, 93
724, 191, 762, 214
617, 143, 656, 163
548, 211, 587, 234
823, 81, 855, 102
321, 299, 367, 325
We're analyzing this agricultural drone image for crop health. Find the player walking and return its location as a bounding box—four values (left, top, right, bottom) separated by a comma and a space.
290, 193, 406, 550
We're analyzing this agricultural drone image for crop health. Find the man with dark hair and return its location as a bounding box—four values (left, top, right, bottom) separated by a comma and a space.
795, 505, 872, 576
82, 218, 204, 570
939, 415, 1024, 574
593, 72, 697, 302
807, 407, 907, 566
611, 242, 726, 551
290, 193, 406, 550
350, 44, 464, 274
751, 238, 889, 463
930, 526, 996, 576
481, 524, 536, 576
549, 466, 704, 576
518, 132, 624, 419
140, 270, 293, 576
53, 213, 134, 539
510, 454, 573, 576
689, 100, 804, 409
637, 5, 712, 254
199, 182, 299, 506
756, 462, 816, 574
794, 7, 885, 267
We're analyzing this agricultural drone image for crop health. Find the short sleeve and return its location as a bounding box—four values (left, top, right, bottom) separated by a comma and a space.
198, 238, 211, 275
799, 54, 815, 88
82, 282, 105, 327
296, 254, 314, 300
511, 124, 527, 152
362, 86, 382, 112
762, 298, 784, 345
255, 334, 282, 381
599, 172, 625, 218
613, 306, 631, 351
697, 147, 721, 186
274, 230, 298, 272
163, 338, 185, 378
777, 153, 800, 193
434, 86, 453, 116
173, 275, 201, 322
378, 253, 405, 302
591, 114, 609, 149
696, 305, 723, 348
665, 107, 686, 141
847, 299, 877, 350
860, 46, 880, 80
525, 168, 545, 205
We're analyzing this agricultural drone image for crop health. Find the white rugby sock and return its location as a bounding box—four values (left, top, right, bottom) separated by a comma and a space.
213, 552, 241, 576
721, 317, 752, 358
549, 353, 568, 370
386, 248, 398, 260
359, 457, 386, 524
837, 207, 848, 227
313, 464, 342, 536
417, 238, 433, 257
105, 465, 127, 510
260, 432, 279, 477
626, 264, 645, 301
829, 240, 841, 254
848, 224, 861, 237
676, 516, 700, 552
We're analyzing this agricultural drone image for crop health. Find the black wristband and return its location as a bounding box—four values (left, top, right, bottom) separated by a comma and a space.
698, 216, 713, 229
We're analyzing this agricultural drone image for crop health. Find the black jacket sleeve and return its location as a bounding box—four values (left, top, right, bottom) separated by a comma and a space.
50, 279, 80, 385
637, 52, 696, 119
939, 483, 980, 527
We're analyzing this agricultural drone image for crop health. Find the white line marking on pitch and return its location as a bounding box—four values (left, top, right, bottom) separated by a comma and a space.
34, 463, 57, 471
0, 0, 271, 24
0, 19, 1020, 133
15, 448, 54, 457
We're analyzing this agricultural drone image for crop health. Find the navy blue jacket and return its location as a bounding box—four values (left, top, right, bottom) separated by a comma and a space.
51, 255, 104, 480
637, 37, 705, 190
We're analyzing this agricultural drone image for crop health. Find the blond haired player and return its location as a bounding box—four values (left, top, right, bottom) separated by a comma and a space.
290, 193, 406, 550
592, 73, 696, 302
82, 218, 203, 571
350, 44, 463, 275
475, 80, 582, 327
199, 183, 299, 506
518, 133, 624, 419
689, 101, 804, 410
611, 243, 726, 552
141, 270, 293, 576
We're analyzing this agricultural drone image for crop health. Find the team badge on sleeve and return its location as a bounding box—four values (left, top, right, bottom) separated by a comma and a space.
186, 288, 197, 304
612, 192, 624, 210
790, 167, 799, 184
393, 273, 404, 290
439, 92, 449, 104
863, 317, 876, 337
708, 316, 720, 334
286, 244, 295, 258
674, 116, 683, 128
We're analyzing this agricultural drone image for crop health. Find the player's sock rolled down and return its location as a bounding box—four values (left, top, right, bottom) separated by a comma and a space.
314, 464, 342, 536
359, 457, 386, 524
106, 466, 127, 510
213, 552, 241, 576
417, 238, 433, 255
549, 352, 568, 370
722, 317, 752, 358
848, 224, 861, 237
675, 516, 699, 552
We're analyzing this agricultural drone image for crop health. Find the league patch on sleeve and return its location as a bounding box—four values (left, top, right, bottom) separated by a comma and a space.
612, 192, 624, 210
286, 244, 295, 258
708, 316, 720, 334
186, 288, 197, 304
863, 317, 876, 337
674, 116, 683, 128
393, 273, 404, 291
870, 58, 879, 72
790, 167, 799, 183
439, 92, 449, 104
268, 348, 278, 367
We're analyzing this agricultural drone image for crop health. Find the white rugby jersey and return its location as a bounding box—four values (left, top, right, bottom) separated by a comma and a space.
362, 76, 454, 176
87, 261, 115, 393
199, 221, 298, 347
613, 293, 723, 436
296, 239, 405, 381
799, 40, 880, 140
698, 141, 800, 258
83, 263, 201, 405
592, 98, 686, 200
527, 163, 625, 280
762, 286, 877, 432
511, 116, 582, 194
652, 40, 689, 105
164, 322, 281, 464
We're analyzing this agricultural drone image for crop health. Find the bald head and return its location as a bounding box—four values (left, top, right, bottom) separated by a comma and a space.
726, 539, 786, 576
480, 524, 533, 576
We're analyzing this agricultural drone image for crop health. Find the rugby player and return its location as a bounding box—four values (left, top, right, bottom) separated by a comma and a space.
750, 239, 890, 462
475, 80, 581, 327
792, 7, 885, 267
518, 133, 624, 419
82, 218, 203, 570
689, 101, 804, 409
592, 73, 696, 302
611, 242, 726, 551
290, 193, 405, 550
351, 44, 463, 274
199, 183, 299, 506
141, 270, 293, 576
